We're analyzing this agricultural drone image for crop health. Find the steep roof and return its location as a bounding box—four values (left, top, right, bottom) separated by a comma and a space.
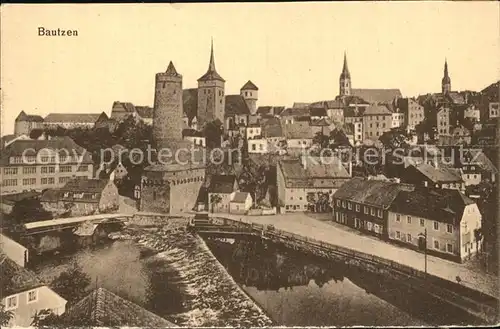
198, 41, 225, 82
344, 106, 366, 117
1, 191, 41, 205
284, 122, 314, 139
183, 88, 198, 121
209, 175, 237, 194
261, 118, 283, 138
0, 136, 93, 165
44, 113, 101, 123
165, 61, 181, 77
309, 99, 345, 109
279, 158, 350, 188
292, 102, 311, 109
256, 106, 285, 116
241, 80, 258, 91
301, 156, 350, 178
309, 107, 328, 117
62, 287, 176, 327
112, 101, 136, 113
410, 163, 463, 183
0, 256, 44, 298
352, 88, 402, 104
15, 111, 44, 122
225, 95, 250, 116
390, 188, 474, 225
333, 177, 415, 209
231, 191, 251, 203
135, 106, 153, 119
363, 104, 393, 116
60, 178, 110, 193
340, 52, 351, 79
280, 107, 310, 117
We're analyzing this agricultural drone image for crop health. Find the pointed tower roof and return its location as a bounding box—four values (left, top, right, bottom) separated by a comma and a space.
442, 58, 450, 84
165, 61, 181, 77
240, 80, 259, 91
340, 51, 351, 79
198, 39, 225, 82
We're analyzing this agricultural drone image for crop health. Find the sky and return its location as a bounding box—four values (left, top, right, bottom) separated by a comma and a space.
1, 2, 499, 136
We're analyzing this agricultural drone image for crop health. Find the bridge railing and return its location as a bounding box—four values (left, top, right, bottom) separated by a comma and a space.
198, 216, 498, 311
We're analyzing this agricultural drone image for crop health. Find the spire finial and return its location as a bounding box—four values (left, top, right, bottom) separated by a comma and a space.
209, 37, 216, 72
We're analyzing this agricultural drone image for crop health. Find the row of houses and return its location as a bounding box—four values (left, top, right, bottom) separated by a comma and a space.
332, 177, 482, 263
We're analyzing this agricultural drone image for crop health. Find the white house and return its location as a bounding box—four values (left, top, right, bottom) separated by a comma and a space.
229, 192, 253, 214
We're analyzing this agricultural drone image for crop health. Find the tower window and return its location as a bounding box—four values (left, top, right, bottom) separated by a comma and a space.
162, 82, 166, 89
245, 92, 248, 97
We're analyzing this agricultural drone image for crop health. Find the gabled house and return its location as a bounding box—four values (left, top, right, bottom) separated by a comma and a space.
229, 191, 253, 214
332, 177, 415, 237
14, 111, 44, 136
401, 163, 465, 191
208, 175, 239, 213
0, 255, 67, 327
388, 188, 482, 262
41, 178, 119, 216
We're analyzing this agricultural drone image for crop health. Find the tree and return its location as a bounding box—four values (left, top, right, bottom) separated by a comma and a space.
379, 128, 410, 150
29, 128, 44, 140
10, 197, 53, 225
0, 304, 13, 327
312, 131, 330, 149
210, 194, 222, 213
329, 128, 351, 149
50, 263, 91, 306
31, 309, 62, 327
203, 119, 223, 149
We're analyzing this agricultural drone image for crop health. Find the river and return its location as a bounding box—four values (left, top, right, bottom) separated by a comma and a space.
31, 234, 478, 326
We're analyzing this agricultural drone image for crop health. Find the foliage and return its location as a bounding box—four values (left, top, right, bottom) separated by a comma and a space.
10, 197, 53, 225
379, 128, 410, 150
210, 194, 222, 213
50, 262, 91, 306
29, 128, 44, 140
31, 309, 63, 327
203, 120, 223, 149
0, 304, 13, 326
238, 160, 267, 204
312, 131, 330, 149
329, 128, 351, 148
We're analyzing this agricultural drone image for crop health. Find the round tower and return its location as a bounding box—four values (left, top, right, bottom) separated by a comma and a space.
153, 61, 183, 149
240, 80, 259, 115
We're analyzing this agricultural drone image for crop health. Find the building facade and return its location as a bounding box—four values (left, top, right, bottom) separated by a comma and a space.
14, 111, 44, 136
0, 137, 94, 195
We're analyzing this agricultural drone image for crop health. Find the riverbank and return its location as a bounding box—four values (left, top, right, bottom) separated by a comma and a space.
120, 216, 273, 327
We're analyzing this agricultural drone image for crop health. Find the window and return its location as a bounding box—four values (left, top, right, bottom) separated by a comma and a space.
3, 179, 18, 187
433, 221, 439, 231
396, 214, 401, 222
420, 218, 425, 227
355, 204, 360, 212
396, 231, 400, 239
447, 224, 453, 233
336, 200, 340, 207
27, 289, 38, 303
370, 208, 375, 216
3, 167, 18, 175
48, 177, 55, 184
342, 201, 346, 208
59, 177, 71, 184
41, 178, 48, 184
434, 240, 440, 249
23, 167, 36, 174
347, 202, 352, 210
377, 209, 383, 218
407, 234, 412, 243
446, 243, 453, 253
6, 295, 18, 310
407, 216, 412, 224
22, 178, 36, 185
252, 144, 256, 151
60, 165, 72, 173
364, 206, 369, 214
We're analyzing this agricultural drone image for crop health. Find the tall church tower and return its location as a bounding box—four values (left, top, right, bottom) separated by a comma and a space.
197, 40, 225, 127
152, 61, 183, 149
339, 52, 351, 96
442, 59, 451, 94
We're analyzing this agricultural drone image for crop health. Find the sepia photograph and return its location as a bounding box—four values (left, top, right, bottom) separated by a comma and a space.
0, 2, 499, 327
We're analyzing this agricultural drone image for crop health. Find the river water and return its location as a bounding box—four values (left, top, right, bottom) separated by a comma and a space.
31, 235, 478, 326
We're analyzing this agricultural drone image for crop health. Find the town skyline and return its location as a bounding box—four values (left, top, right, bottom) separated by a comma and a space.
1, 2, 499, 136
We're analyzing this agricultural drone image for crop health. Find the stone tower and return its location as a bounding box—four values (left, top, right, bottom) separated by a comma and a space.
339, 51, 351, 97
240, 80, 259, 115
442, 59, 451, 94
197, 40, 225, 127
153, 61, 183, 149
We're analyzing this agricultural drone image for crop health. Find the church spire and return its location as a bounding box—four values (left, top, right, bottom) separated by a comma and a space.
165, 61, 180, 77
340, 51, 350, 79
198, 38, 225, 82
442, 58, 451, 94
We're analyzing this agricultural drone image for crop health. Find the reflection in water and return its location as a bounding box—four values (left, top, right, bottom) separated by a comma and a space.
205, 237, 480, 326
